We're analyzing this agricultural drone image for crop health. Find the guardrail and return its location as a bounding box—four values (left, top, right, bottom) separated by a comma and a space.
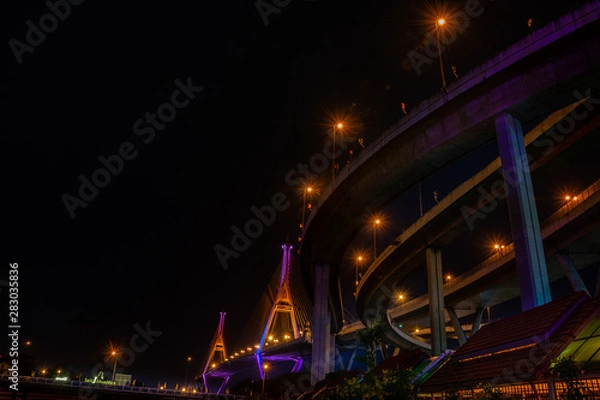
1, 376, 246, 399
386, 176, 600, 322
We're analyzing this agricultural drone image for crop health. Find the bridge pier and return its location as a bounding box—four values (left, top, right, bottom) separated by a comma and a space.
446, 307, 467, 345
426, 248, 447, 355
311, 262, 335, 385
496, 112, 552, 311
345, 347, 357, 370
556, 253, 590, 295
471, 306, 485, 335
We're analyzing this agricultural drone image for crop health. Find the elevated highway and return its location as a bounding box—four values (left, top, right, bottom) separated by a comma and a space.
356, 98, 600, 315
200, 2, 600, 389
299, 0, 600, 337
382, 176, 600, 352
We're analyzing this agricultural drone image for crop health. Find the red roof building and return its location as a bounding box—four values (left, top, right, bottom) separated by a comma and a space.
419, 291, 600, 399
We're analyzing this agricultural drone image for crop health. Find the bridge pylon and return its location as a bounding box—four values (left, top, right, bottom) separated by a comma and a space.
256, 243, 303, 378
202, 311, 228, 392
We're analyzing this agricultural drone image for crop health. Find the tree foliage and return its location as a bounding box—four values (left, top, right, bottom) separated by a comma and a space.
551, 356, 585, 400
474, 382, 503, 400
324, 367, 416, 400
357, 315, 391, 371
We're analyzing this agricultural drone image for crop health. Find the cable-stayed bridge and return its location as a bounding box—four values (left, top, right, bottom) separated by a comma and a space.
201, 1, 600, 394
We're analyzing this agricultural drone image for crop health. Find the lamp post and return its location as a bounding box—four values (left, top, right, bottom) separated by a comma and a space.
261, 364, 269, 395
185, 356, 192, 390
355, 256, 363, 288
111, 351, 118, 384
331, 123, 343, 186
436, 18, 446, 90
373, 219, 381, 259
301, 186, 313, 230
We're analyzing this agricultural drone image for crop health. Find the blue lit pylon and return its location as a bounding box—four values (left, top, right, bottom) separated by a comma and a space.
255, 243, 300, 378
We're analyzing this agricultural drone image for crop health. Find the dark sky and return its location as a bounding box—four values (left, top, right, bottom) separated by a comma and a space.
2, 0, 591, 388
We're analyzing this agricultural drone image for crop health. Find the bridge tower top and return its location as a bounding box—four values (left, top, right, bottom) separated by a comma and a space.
261, 243, 301, 342
202, 311, 227, 382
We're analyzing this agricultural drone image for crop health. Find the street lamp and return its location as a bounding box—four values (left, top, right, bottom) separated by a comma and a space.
331, 122, 343, 186
436, 18, 446, 90
373, 219, 381, 259
261, 364, 269, 395
494, 244, 505, 258
355, 255, 363, 287
300, 186, 313, 231
111, 351, 119, 384
185, 356, 192, 390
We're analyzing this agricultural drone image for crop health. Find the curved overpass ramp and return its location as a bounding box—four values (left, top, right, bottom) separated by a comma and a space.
299, 0, 600, 334
381, 177, 600, 352
356, 104, 600, 325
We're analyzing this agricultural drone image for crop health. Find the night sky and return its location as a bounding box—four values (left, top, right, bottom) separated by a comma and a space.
2, 0, 592, 388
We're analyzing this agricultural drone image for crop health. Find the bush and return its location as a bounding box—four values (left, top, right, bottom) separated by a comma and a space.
474, 382, 503, 400
327, 367, 416, 400
551, 356, 585, 400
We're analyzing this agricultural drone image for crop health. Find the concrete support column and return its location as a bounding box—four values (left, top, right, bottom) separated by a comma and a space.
334, 347, 344, 371
556, 253, 590, 295
496, 112, 552, 311
426, 248, 446, 355
471, 307, 485, 335
345, 347, 357, 370
311, 262, 334, 385
446, 307, 467, 345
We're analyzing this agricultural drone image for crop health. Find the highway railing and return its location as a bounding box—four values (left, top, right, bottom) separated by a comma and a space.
1, 376, 246, 399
